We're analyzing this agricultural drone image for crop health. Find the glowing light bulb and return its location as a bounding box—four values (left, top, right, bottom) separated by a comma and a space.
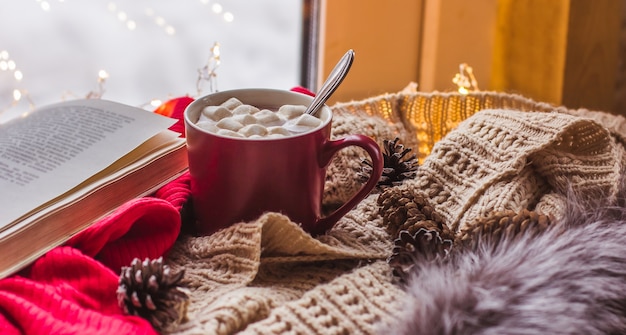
150, 99, 162, 108
12, 89, 21, 101
40, 1, 51, 11
212, 43, 221, 59
98, 70, 109, 80
452, 63, 479, 94
196, 42, 221, 95
223, 12, 234, 22
212, 3, 223, 13
14, 70, 23, 81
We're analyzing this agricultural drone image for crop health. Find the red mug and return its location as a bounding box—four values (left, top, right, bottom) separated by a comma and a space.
184, 88, 383, 236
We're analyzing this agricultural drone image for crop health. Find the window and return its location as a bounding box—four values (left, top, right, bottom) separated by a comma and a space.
0, 0, 303, 122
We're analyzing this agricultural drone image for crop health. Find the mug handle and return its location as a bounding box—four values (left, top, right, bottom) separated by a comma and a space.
312, 134, 383, 235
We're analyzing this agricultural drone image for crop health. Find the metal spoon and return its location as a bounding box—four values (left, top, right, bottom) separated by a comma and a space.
284, 49, 355, 133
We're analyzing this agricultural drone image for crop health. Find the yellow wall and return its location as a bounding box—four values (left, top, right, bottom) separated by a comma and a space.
318, 0, 624, 113
320, 0, 423, 103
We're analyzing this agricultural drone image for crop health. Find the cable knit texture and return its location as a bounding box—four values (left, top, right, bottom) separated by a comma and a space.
4, 88, 626, 334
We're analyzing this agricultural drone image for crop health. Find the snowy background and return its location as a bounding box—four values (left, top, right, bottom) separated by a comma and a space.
0, 0, 302, 122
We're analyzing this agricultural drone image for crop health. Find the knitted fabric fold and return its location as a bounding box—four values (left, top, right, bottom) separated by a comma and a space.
0, 188, 187, 333
0, 247, 155, 335
408, 109, 623, 232
165, 197, 400, 335
238, 261, 400, 335
65, 197, 181, 272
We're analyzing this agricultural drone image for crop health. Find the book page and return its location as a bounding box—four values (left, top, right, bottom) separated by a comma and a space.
0, 99, 178, 227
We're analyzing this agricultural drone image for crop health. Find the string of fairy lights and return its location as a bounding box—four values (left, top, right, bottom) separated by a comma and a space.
452, 63, 479, 94
34, 0, 65, 12
0, 0, 231, 122
2, 1, 476, 122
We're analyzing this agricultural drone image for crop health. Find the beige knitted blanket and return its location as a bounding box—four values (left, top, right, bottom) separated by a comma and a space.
166, 87, 626, 334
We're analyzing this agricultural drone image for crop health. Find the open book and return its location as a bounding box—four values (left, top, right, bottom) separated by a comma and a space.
0, 99, 188, 279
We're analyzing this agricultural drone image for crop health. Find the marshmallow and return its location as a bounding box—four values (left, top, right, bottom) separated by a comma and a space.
233, 114, 258, 125
293, 113, 322, 128
201, 106, 232, 121
196, 121, 219, 133
240, 124, 268, 137
255, 109, 284, 126
267, 126, 291, 136
232, 104, 260, 115
220, 97, 244, 110
277, 104, 307, 119
216, 118, 244, 132
216, 129, 244, 138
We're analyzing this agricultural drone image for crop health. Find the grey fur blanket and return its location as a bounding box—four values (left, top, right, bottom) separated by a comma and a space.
386, 184, 626, 335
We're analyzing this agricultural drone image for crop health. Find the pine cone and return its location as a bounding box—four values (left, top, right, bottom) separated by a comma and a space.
378, 187, 453, 241
117, 257, 189, 332
456, 209, 552, 250
388, 228, 453, 285
359, 137, 419, 189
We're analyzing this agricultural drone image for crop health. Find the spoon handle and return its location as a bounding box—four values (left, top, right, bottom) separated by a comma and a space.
305, 49, 355, 116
